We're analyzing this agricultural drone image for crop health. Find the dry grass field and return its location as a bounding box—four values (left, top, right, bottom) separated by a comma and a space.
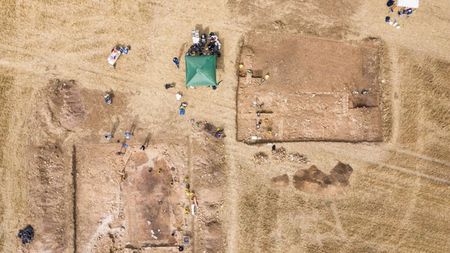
0, 0, 449, 253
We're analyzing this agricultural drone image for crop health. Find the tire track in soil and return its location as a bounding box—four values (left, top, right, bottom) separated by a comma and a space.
386, 144, 450, 168
393, 86, 426, 251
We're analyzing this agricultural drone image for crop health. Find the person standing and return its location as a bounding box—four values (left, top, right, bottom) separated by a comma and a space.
173, 57, 180, 69
386, 0, 395, 12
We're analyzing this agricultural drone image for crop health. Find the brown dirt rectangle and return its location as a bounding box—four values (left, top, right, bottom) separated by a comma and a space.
76, 143, 190, 252
237, 33, 383, 142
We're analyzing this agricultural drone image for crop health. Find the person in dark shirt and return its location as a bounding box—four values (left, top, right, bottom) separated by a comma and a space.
172, 57, 180, 68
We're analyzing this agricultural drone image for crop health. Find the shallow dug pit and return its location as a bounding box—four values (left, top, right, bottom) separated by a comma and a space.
272, 147, 287, 160
271, 174, 289, 187
293, 162, 353, 191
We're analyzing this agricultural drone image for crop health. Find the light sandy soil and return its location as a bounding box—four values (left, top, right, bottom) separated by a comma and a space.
236, 34, 383, 142
1, 0, 450, 253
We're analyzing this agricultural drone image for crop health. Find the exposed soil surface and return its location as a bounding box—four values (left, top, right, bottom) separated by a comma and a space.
293, 162, 353, 190
237, 34, 383, 142
1, 1, 450, 253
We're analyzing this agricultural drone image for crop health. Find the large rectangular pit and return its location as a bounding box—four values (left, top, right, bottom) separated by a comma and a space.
237, 33, 383, 143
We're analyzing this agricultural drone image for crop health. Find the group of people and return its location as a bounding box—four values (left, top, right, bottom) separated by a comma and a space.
385, 0, 416, 29
187, 32, 221, 57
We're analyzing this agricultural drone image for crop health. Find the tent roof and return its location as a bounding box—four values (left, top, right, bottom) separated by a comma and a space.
185, 55, 217, 87
397, 0, 419, 8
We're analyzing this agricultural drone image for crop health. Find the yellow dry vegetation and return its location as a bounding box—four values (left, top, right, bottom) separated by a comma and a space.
0, 0, 449, 253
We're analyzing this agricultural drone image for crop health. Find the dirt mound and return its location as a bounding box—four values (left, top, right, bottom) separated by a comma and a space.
47, 79, 85, 130
271, 174, 289, 187
293, 162, 353, 191
272, 147, 287, 160
192, 120, 225, 139
254, 147, 307, 164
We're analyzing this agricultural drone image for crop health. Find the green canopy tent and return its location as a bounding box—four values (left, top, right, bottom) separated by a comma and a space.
185, 55, 217, 87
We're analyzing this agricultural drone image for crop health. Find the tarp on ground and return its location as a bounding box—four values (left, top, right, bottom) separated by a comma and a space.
397, 0, 419, 8
185, 55, 217, 87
